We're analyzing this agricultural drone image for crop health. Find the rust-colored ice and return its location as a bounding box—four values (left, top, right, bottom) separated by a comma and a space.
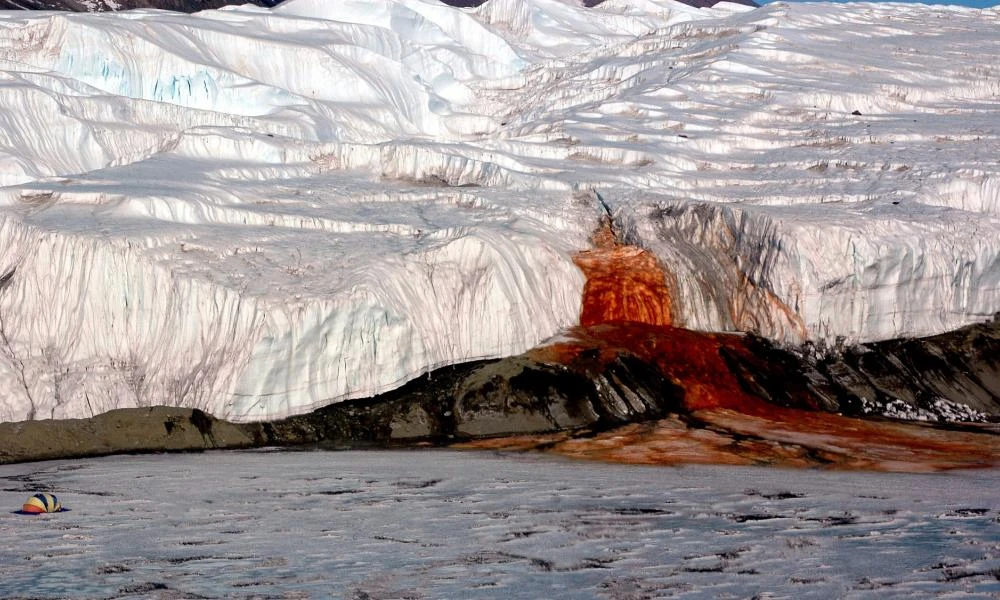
461, 227, 999, 472
572, 221, 674, 327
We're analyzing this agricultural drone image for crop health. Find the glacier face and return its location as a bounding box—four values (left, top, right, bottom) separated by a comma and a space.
0, 0, 998, 422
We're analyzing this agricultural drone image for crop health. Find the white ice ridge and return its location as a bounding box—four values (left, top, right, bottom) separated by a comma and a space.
0, 0, 998, 421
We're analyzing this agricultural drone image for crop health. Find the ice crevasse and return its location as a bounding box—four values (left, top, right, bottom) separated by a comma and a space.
0, 0, 998, 422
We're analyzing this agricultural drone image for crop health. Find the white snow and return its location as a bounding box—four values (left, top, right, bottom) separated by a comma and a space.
1, 450, 998, 598
0, 0, 998, 421
858, 395, 990, 423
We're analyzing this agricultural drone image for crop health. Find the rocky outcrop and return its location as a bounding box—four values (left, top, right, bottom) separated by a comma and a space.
0, 345, 683, 463
256, 347, 682, 448
795, 316, 1000, 421
0, 406, 257, 464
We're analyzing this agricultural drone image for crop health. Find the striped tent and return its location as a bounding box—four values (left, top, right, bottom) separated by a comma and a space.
21, 493, 61, 514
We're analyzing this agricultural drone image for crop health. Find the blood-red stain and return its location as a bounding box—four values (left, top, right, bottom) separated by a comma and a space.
573, 221, 673, 327
462, 227, 999, 472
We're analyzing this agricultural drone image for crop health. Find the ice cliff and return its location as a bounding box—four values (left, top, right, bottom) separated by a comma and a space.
0, 0, 998, 422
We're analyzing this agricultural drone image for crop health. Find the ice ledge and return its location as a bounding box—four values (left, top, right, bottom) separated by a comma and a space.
626, 195, 1000, 344
0, 207, 587, 423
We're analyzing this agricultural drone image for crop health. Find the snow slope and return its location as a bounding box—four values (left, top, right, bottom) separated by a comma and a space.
0, 0, 998, 421
1, 450, 998, 598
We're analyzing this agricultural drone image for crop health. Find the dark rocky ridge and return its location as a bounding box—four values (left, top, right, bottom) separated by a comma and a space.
0, 406, 258, 464
0, 350, 681, 463
1, 317, 997, 466
755, 314, 1000, 422
262, 349, 684, 448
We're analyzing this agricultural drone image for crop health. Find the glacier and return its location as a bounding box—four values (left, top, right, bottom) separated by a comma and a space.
0, 0, 998, 422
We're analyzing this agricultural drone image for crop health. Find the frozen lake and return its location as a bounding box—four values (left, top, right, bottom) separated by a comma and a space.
1, 449, 998, 599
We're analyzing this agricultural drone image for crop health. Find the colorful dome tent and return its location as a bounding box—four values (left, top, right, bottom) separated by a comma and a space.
18, 493, 67, 514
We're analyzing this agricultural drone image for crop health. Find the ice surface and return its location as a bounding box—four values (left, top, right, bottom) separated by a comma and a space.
0, 0, 998, 420
0, 450, 998, 599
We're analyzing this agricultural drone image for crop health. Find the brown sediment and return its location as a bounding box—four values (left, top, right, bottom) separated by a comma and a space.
463, 323, 1000, 472
549, 407, 999, 472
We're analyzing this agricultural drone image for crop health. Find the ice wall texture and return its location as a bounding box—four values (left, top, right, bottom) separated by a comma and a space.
0, 0, 997, 421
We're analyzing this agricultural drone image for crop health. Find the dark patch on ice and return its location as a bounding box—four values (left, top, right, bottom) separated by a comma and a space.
463, 550, 522, 565
395, 479, 442, 489
501, 530, 542, 541
684, 547, 749, 561
95, 564, 132, 575
682, 565, 725, 573
314, 489, 363, 496
612, 507, 673, 515
929, 560, 966, 571
159, 553, 257, 567
938, 567, 1000, 582
940, 508, 990, 518
118, 582, 168, 594
790, 576, 828, 584
717, 548, 750, 560
763, 491, 803, 500
807, 514, 859, 526
572, 558, 617, 570
745, 489, 805, 500
179, 540, 223, 546
598, 577, 650, 597
232, 580, 274, 588
164, 555, 213, 565
373, 535, 421, 545
54, 464, 85, 472
60, 488, 115, 497
729, 513, 784, 523
458, 550, 610, 573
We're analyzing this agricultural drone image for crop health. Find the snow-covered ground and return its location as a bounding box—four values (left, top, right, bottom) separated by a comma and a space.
0, 0, 998, 421
1, 450, 998, 599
